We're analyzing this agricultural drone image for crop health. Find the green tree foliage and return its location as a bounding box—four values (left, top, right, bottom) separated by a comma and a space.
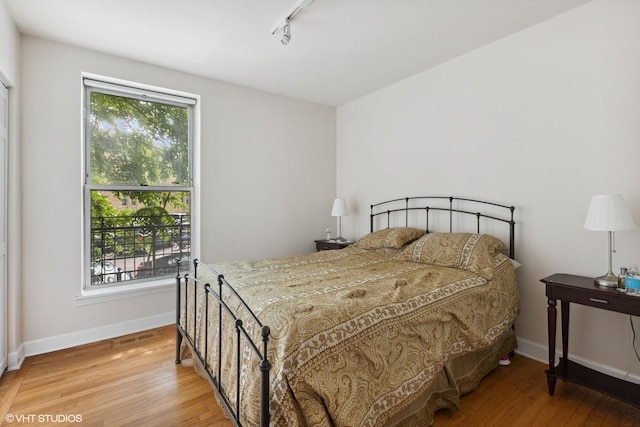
89, 92, 189, 194
90, 191, 119, 225
88, 91, 191, 268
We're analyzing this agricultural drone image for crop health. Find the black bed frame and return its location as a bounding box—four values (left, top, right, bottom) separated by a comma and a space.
370, 196, 515, 258
175, 196, 516, 427
175, 261, 271, 427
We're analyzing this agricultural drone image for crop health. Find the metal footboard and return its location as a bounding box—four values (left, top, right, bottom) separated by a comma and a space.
175, 258, 271, 427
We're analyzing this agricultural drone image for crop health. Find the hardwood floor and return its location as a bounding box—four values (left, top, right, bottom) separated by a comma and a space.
0, 326, 228, 427
433, 357, 640, 426
0, 325, 638, 426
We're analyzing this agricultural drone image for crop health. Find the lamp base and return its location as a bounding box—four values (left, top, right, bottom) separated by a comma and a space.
594, 272, 618, 288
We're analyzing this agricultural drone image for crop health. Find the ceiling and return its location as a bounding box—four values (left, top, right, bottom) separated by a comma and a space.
3, 0, 592, 106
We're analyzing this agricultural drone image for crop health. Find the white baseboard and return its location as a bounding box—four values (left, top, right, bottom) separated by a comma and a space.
7, 312, 175, 371
7, 343, 23, 371
514, 336, 547, 364
515, 336, 640, 385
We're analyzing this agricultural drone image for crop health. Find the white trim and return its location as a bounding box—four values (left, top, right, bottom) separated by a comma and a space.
84, 79, 197, 106
515, 336, 640, 385
74, 279, 174, 306
82, 74, 198, 105
80, 71, 201, 293
20, 312, 175, 362
0, 69, 11, 88
0, 82, 6, 378
7, 343, 23, 371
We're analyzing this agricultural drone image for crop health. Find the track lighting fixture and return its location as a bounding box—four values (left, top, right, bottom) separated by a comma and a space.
281, 20, 291, 45
271, 0, 316, 45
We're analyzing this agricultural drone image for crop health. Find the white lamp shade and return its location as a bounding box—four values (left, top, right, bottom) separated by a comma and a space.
584, 194, 636, 231
331, 198, 348, 217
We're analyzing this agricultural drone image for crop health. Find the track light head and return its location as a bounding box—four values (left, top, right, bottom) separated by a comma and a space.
272, 0, 316, 45
281, 21, 291, 45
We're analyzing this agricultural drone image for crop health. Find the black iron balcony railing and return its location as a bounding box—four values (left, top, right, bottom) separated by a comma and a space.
91, 214, 190, 285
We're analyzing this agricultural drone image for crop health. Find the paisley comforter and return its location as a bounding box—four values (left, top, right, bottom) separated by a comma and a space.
182, 245, 519, 426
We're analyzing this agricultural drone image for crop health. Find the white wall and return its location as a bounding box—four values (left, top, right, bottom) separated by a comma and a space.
18, 36, 335, 355
338, 0, 640, 378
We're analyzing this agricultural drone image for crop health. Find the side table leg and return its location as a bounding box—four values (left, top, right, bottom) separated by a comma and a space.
561, 300, 570, 360
547, 298, 557, 395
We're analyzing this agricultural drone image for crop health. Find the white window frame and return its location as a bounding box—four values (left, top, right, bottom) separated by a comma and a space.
78, 73, 200, 302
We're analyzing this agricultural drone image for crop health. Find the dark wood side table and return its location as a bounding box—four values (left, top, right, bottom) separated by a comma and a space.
541, 273, 640, 408
314, 239, 353, 251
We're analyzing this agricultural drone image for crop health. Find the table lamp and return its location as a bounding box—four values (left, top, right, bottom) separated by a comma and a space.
584, 194, 636, 287
331, 198, 348, 242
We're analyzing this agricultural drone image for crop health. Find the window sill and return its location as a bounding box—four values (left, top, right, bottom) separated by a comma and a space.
74, 279, 175, 306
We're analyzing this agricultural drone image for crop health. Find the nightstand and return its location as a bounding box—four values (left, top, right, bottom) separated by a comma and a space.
314, 239, 353, 251
541, 273, 640, 408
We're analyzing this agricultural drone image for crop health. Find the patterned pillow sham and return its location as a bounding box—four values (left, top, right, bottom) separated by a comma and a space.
352, 227, 425, 249
394, 232, 506, 279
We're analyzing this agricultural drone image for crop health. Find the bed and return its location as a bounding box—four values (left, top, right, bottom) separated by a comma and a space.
175, 196, 519, 426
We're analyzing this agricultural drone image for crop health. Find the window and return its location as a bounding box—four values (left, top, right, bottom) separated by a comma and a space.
83, 76, 196, 290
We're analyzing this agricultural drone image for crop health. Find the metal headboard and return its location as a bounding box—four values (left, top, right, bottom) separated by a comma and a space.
370, 196, 516, 259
